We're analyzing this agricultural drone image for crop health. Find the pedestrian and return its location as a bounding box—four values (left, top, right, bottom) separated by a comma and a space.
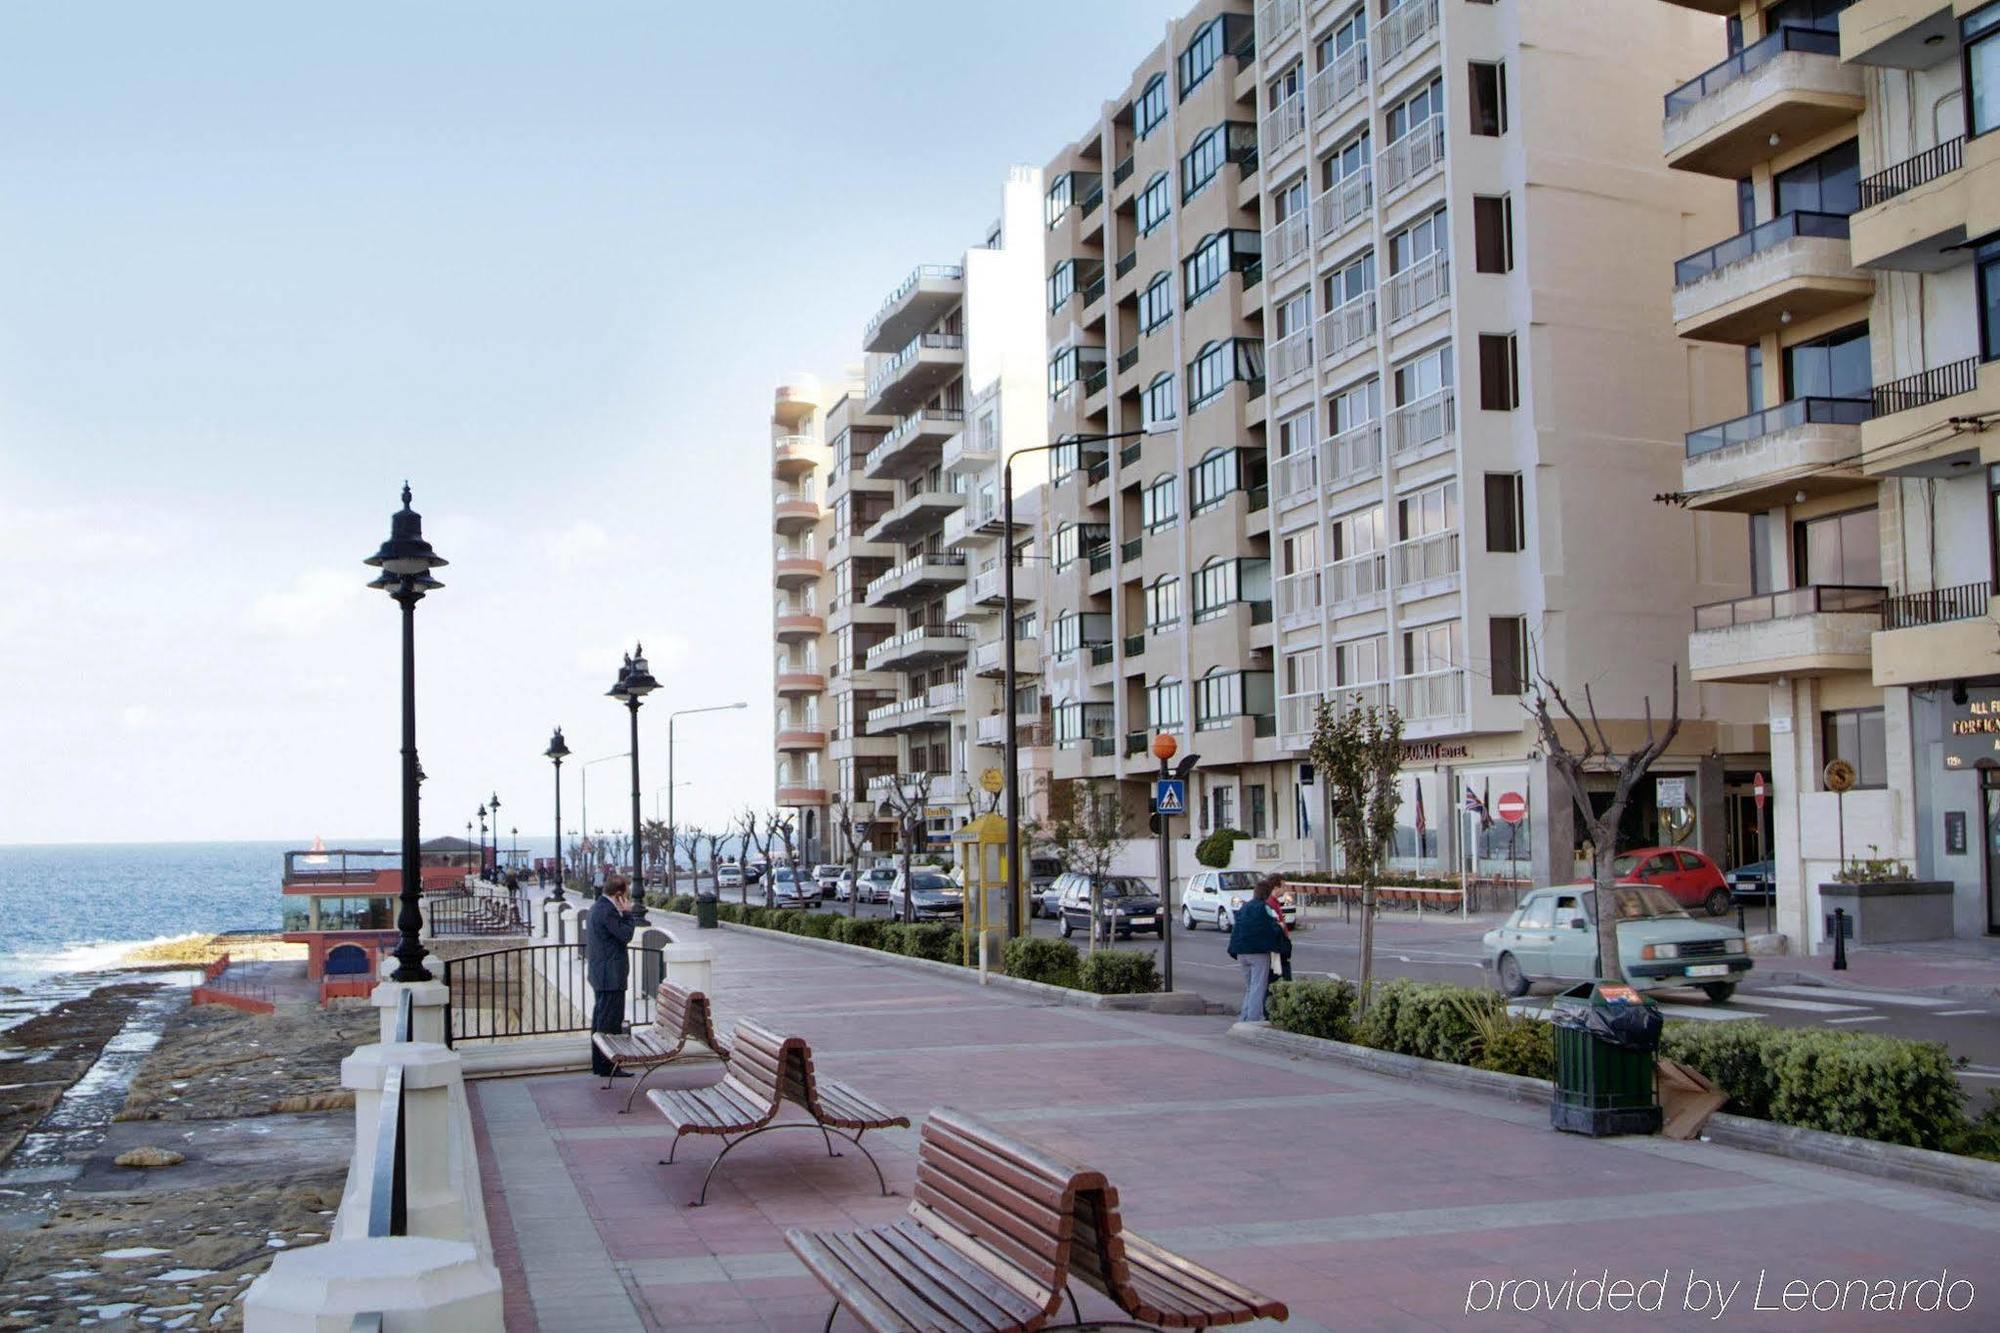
1267, 878, 1294, 987
1227, 878, 1291, 1023
587, 875, 638, 1078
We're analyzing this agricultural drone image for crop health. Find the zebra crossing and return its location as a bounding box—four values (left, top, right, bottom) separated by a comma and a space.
1511, 983, 1986, 1028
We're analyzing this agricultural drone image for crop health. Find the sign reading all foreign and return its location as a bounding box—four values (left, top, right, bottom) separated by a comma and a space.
1943, 687, 2000, 771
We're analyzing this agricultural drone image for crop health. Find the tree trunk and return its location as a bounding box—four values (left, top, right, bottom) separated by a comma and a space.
1592, 844, 1622, 982
1357, 875, 1376, 1011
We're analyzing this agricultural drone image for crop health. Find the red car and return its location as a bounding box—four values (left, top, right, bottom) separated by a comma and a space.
1609, 847, 1732, 917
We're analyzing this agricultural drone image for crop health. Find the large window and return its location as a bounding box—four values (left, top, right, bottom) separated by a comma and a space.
1388, 207, 1448, 275
1181, 123, 1255, 201
1393, 343, 1453, 407
1183, 229, 1261, 306
1147, 576, 1182, 629
1478, 333, 1519, 410
1385, 74, 1443, 145
1143, 474, 1179, 530
1050, 614, 1082, 658
1782, 322, 1870, 400
1324, 250, 1375, 311
1331, 504, 1385, 561
1398, 480, 1458, 541
1140, 272, 1175, 333
1484, 472, 1524, 553
1774, 139, 1860, 217
1144, 373, 1178, 427
1179, 17, 1226, 97
1468, 61, 1508, 136
1190, 447, 1242, 512
1489, 616, 1527, 696
1048, 345, 1104, 397
1321, 128, 1371, 190
1794, 506, 1881, 586
1330, 377, 1381, 434
1187, 339, 1264, 410
1317, 7, 1367, 73
1047, 260, 1078, 314
1822, 707, 1887, 789
1150, 677, 1185, 729
1978, 238, 2000, 361
1402, 619, 1461, 675
1335, 635, 1385, 686
1135, 73, 1170, 139
1473, 195, 1513, 273
1137, 173, 1173, 234
1193, 557, 1268, 620
1969, 3, 2000, 138
1195, 668, 1274, 730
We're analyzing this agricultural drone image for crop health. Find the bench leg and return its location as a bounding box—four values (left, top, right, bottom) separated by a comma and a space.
689, 1123, 887, 1208
622, 1059, 668, 1114
822, 1303, 838, 1333
658, 1129, 685, 1167
819, 1125, 841, 1159
823, 1126, 891, 1199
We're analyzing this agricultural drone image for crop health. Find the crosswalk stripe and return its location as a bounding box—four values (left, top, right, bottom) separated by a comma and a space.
1937, 1009, 1989, 1017
1730, 993, 1867, 1014
1652, 1002, 1759, 1023
1826, 1015, 1888, 1025
1762, 984, 1955, 1009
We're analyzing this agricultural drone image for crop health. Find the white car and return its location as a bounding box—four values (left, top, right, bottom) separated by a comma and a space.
716, 864, 744, 890
768, 866, 819, 908
1181, 869, 1266, 932
858, 866, 897, 904
814, 864, 844, 897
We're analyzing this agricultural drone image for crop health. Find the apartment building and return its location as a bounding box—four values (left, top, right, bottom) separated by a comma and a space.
1656, 0, 2000, 945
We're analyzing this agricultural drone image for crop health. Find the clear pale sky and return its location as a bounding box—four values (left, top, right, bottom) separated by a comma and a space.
0, 0, 1176, 845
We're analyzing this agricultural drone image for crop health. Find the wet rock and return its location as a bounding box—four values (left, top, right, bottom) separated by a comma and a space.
114, 1147, 184, 1169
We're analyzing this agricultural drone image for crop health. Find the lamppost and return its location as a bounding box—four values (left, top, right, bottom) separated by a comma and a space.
476, 803, 488, 881
1003, 425, 1171, 939
546, 728, 570, 902
607, 645, 659, 923
364, 483, 447, 984
667, 702, 748, 896
490, 791, 502, 875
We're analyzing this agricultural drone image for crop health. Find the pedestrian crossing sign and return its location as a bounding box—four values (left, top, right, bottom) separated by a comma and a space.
1153, 779, 1187, 817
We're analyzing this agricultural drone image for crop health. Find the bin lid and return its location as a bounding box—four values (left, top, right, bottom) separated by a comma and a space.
1554, 980, 1654, 1008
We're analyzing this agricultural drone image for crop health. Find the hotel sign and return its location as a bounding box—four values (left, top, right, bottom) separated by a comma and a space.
1944, 688, 2000, 771
1401, 742, 1470, 763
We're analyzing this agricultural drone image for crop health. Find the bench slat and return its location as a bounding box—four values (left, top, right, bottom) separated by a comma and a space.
787, 1229, 926, 1333
821, 1227, 1015, 1332
849, 1222, 1032, 1331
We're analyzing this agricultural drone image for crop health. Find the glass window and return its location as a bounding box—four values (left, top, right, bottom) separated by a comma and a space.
1268, 60, 1302, 108
1385, 75, 1443, 144
1774, 139, 1860, 217
1047, 260, 1077, 315
1794, 506, 1880, 586
1398, 480, 1458, 540
1489, 616, 1527, 696
1179, 17, 1225, 97
1473, 195, 1512, 273
1484, 472, 1524, 553
1971, 3, 2000, 137
1822, 707, 1887, 788
1247, 784, 1267, 839
1187, 339, 1263, 410
1184, 233, 1229, 304
1393, 343, 1453, 405
1137, 173, 1172, 234
1330, 504, 1385, 560
1321, 128, 1371, 189
1401, 619, 1461, 675
1767, 0, 1850, 35
1044, 174, 1076, 229
1140, 271, 1175, 333
1135, 73, 1170, 139
1978, 238, 2000, 361
1330, 377, 1381, 433
1388, 207, 1448, 274
1323, 250, 1375, 309
1478, 334, 1518, 411
1749, 512, 1775, 594
1518, 895, 1554, 929
1468, 61, 1507, 136
1144, 373, 1178, 426
1147, 576, 1182, 629
1143, 474, 1179, 530
1150, 676, 1185, 728
1782, 323, 1870, 400
1745, 344, 1764, 413
1334, 635, 1384, 686
1190, 447, 1241, 511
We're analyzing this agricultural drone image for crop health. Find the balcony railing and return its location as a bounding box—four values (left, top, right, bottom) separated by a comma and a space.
1386, 387, 1455, 459
1377, 0, 1439, 69
1308, 42, 1367, 123
1269, 328, 1314, 387
1275, 446, 1318, 503
1114, 249, 1137, 279
863, 622, 974, 669
1262, 95, 1306, 159
1392, 531, 1460, 588
1256, 0, 1301, 47
1693, 584, 1888, 631
1120, 536, 1143, 562
1871, 357, 1978, 417
1663, 25, 1840, 117
1266, 211, 1310, 273
864, 264, 964, 349
1087, 544, 1113, 575
1377, 120, 1445, 200
867, 331, 965, 400
1323, 420, 1383, 488
1859, 137, 1964, 210
1686, 396, 1873, 458
1313, 169, 1372, 243
864, 552, 967, 604
1113, 154, 1135, 187
1315, 291, 1377, 365
1673, 210, 1849, 287
1117, 346, 1140, 374
1396, 667, 1464, 723
1884, 582, 1991, 630
1384, 252, 1449, 324
1277, 569, 1322, 622
1325, 551, 1387, 605
1122, 632, 1146, 657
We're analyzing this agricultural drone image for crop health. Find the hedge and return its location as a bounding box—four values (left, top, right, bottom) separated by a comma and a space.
1004, 937, 1081, 989
1079, 950, 1160, 995
1265, 979, 1355, 1043
1194, 828, 1247, 869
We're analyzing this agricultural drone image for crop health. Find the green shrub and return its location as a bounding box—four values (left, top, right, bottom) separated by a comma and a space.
1266, 978, 1355, 1041
796, 912, 842, 940
835, 917, 888, 951
1078, 950, 1160, 995
1945, 1095, 2000, 1163
1457, 1001, 1554, 1079
666, 894, 695, 914
895, 923, 960, 963
713, 902, 744, 924
1356, 979, 1496, 1065
1194, 828, 1247, 869
1003, 937, 1082, 989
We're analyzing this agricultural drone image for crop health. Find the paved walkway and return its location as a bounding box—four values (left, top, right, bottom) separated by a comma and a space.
468, 928, 2000, 1332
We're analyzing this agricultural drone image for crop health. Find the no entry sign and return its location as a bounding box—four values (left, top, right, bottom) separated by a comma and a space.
1496, 791, 1527, 824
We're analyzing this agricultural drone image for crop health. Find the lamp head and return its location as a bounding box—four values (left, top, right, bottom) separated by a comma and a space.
623, 644, 660, 698
546, 728, 571, 762
364, 483, 449, 582
1150, 732, 1178, 762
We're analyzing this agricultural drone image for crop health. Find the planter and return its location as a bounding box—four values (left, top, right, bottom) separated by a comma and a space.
1818, 880, 1954, 945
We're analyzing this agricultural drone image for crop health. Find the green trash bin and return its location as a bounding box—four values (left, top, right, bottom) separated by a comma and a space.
695, 894, 719, 930
1550, 981, 1662, 1137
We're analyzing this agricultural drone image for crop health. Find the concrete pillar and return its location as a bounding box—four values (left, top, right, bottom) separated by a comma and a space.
373, 980, 449, 1046
244, 1236, 501, 1332
1530, 754, 1574, 889
337, 1042, 467, 1243
1695, 753, 1727, 867
630, 925, 671, 1006
664, 942, 714, 996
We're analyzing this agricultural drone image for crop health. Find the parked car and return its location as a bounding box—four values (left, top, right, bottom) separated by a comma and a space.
1483, 884, 1752, 1001
858, 866, 897, 904
887, 870, 963, 921
1606, 846, 1732, 916
814, 864, 844, 897
1180, 869, 1266, 931
744, 859, 767, 885
1027, 858, 1064, 916
1054, 874, 1161, 940
768, 866, 818, 908
716, 864, 744, 890
833, 868, 857, 901
1725, 859, 1774, 903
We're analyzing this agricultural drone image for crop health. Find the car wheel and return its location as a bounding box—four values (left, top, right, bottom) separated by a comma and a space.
1497, 953, 1529, 998
1182, 906, 1197, 931
1701, 982, 1737, 1003
1704, 888, 1732, 917
1217, 908, 1232, 933
1059, 916, 1074, 939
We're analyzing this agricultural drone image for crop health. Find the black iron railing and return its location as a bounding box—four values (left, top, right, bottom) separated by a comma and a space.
427, 889, 528, 936
1087, 543, 1113, 574
1115, 250, 1137, 279
1125, 729, 1149, 756
1685, 396, 1873, 458
1693, 584, 1888, 631
1872, 356, 1979, 416
1083, 275, 1106, 306
1884, 581, 1992, 629
1113, 155, 1135, 187
1117, 347, 1140, 374
1089, 643, 1115, 667
1121, 536, 1143, 561
1123, 632, 1145, 657
1674, 210, 1849, 287
1664, 25, 1840, 116
1859, 136, 1964, 209
442, 943, 663, 1047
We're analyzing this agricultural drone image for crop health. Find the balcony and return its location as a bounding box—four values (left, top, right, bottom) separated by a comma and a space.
1874, 583, 1997, 688
864, 623, 973, 672
865, 409, 966, 480
1322, 420, 1383, 491
865, 332, 966, 416
1316, 291, 1377, 367
772, 434, 819, 481
1255, 0, 1301, 50
941, 502, 1002, 549
1662, 27, 1862, 179
1324, 551, 1388, 612
1275, 447, 1318, 509
864, 489, 963, 545
1383, 253, 1448, 327
772, 491, 820, 534
1276, 569, 1322, 629
1689, 585, 1887, 683
864, 264, 965, 354
972, 634, 1040, 678
1313, 169, 1372, 251
773, 546, 825, 586
1377, 120, 1444, 202
1277, 682, 1389, 750
1266, 211, 1310, 276
1377, 0, 1439, 72
1268, 328, 1314, 392
1672, 211, 1869, 344
1262, 95, 1306, 164
865, 696, 929, 736
1308, 42, 1367, 127
775, 669, 826, 697
1862, 356, 1994, 475
1396, 669, 1465, 732
774, 610, 826, 642
1851, 137, 1967, 270
1683, 397, 1872, 511
775, 728, 827, 753
776, 784, 827, 807
1841, 0, 1959, 70
940, 428, 995, 476
1391, 531, 1460, 598
864, 552, 968, 608
1385, 387, 1456, 465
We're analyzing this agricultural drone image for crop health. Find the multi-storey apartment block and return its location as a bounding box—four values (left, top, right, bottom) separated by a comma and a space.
1658, 0, 2000, 945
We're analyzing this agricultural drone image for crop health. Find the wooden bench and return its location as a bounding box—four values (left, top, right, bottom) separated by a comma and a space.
592, 982, 727, 1112
786, 1106, 1287, 1332
647, 1018, 908, 1207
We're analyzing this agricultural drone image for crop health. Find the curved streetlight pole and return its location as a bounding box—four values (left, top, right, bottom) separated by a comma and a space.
667, 702, 748, 896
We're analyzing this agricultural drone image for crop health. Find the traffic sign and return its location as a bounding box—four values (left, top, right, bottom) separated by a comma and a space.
1823, 759, 1857, 793
1753, 771, 1766, 810
1496, 791, 1527, 825
1153, 779, 1187, 817
1656, 777, 1687, 811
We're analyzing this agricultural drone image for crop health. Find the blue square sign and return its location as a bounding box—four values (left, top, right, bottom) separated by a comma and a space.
1153, 779, 1187, 817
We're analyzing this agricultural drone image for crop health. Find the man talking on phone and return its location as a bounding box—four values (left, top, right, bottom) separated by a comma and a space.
587, 876, 638, 1077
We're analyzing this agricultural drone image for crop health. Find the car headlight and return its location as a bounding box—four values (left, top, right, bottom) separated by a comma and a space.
1640, 943, 1681, 961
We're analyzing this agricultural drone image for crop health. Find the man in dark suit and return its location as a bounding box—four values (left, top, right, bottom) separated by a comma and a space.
587, 876, 638, 1077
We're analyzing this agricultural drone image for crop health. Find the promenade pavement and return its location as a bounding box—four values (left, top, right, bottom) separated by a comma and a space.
468, 925, 2000, 1333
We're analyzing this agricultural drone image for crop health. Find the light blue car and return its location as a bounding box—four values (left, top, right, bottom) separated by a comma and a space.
1483, 885, 1752, 1002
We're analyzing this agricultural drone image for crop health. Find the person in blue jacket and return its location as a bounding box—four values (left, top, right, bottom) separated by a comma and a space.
1227, 876, 1292, 1022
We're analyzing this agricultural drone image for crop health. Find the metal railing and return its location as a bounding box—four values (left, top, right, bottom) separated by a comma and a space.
1693, 583, 1888, 631
1309, 42, 1367, 123
1323, 420, 1383, 488
1665, 25, 1840, 117
1377, 0, 1439, 68
1123, 632, 1146, 657
1266, 210, 1310, 273
1386, 387, 1456, 458
1115, 249, 1137, 278
1391, 531, 1460, 587
1276, 447, 1318, 503
1396, 668, 1465, 723
867, 331, 965, 400
1117, 346, 1140, 374
1685, 396, 1873, 458
1859, 136, 1964, 210
1313, 169, 1372, 244
864, 264, 964, 348
1325, 551, 1388, 605
1884, 581, 1991, 629
1318, 290, 1377, 362
1384, 252, 1449, 323
1377, 119, 1444, 199
1673, 209, 1850, 287
1872, 356, 1979, 416
442, 943, 664, 1047
1262, 94, 1306, 158
1269, 328, 1314, 387
1256, 0, 1301, 47
1277, 569, 1322, 622
427, 889, 529, 936
1113, 155, 1135, 187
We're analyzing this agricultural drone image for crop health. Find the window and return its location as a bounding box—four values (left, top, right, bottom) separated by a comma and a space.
1050, 614, 1082, 658
1134, 73, 1170, 139
1139, 271, 1175, 333
1268, 60, 1302, 110
1518, 895, 1554, 929
1401, 619, 1460, 675
1989, 463, 2000, 586
1277, 409, 1315, 461
1247, 784, 1267, 838
1144, 373, 1178, 426
1209, 783, 1236, 833
1149, 676, 1185, 728
1970, 3, 2000, 137
1489, 616, 1527, 696
1330, 504, 1384, 561
1978, 238, 2000, 362
1767, 0, 1852, 35
1147, 576, 1182, 629
1194, 668, 1273, 730
1137, 173, 1172, 234
1334, 635, 1384, 686
1178, 17, 1225, 97
1318, 7, 1367, 70
1478, 334, 1519, 411
1393, 343, 1453, 407
1782, 322, 1870, 400
1184, 229, 1263, 305
1774, 139, 1860, 218
1143, 474, 1179, 530
1484, 472, 1524, 553
1044, 174, 1076, 229
1473, 196, 1513, 273
1187, 339, 1264, 410
1749, 512, 1775, 595
1275, 287, 1312, 338
1468, 61, 1508, 136
1794, 506, 1881, 587
1192, 557, 1268, 619
1180, 123, 1256, 201
1821, 707, 1887, 789
1323, 250, 1375, 311
1330, 377, 1381, 435
1388, 207, 1448, 275
1051, 524, 1083, 572
1398, 480, 1458, 541
1385, 75, 1443, 145
1047, 260, 1077, 314
1190, 447, 1241, 512
1321, 128, 1371, 191
1048, 345, 1104, 397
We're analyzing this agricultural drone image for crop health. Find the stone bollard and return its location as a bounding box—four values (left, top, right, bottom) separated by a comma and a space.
336, 1042, 468, 1244
373, 979, 449, 1046
244, 1235, 501, 1331
630, 926, 672, 1008
663, 942, 714, 997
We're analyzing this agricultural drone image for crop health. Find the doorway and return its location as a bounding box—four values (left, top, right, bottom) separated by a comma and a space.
1985, 772, 2000, 934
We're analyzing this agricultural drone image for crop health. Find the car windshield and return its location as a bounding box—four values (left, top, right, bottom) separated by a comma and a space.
816, 865, 840, 876
912, 873, 952, 892
1215, 872, 1261, 891
867, 869, 894, 881
1610, 854, 1642, 875
773, 869, 795, 882
1596, 886, 1689, 920
1098, 878, 1150, 898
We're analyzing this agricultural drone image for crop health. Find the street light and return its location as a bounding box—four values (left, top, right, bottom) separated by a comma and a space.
490, 791, 502, 875
1149, 732, 1199, 995
545, 727, 571, 902
579, 750, 629, 888
607, 645, 660, 923
476, 802, 488, 881
667, 701, 748, 896
364, 482, 447, 984
1003, 425, 1173, 939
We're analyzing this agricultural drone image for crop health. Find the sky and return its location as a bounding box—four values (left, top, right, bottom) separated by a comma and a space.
0, 0, 1177, 845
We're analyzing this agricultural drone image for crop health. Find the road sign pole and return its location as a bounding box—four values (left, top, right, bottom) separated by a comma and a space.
1158, 752, 1174, 994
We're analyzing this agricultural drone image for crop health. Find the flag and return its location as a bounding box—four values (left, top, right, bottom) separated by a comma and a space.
1414, 781, 1427, 855
1463, 784, 1492, 832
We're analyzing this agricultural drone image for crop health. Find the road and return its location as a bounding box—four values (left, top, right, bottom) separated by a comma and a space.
791, 892, 2000, 1086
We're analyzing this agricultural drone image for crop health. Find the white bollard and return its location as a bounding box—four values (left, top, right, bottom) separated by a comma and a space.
663, 943, 714, 997
372, 980, 449, 1046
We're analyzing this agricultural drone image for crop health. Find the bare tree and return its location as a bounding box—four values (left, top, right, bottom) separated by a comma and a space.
1529, 665, 1682, 981
675, 826, 705, 896
772, 813, 799, 900
1309, 698, 1404, 1011
1025, 780, 1127, 955
750, 811, 786, 908
878, 772, 937, 924
734, 808, 760, 906
832, 799, 873, 919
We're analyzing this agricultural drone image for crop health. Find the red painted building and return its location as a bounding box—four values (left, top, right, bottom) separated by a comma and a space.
281, 838, 476, 979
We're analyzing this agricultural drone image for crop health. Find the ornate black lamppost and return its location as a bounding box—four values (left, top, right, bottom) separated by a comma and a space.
489, 792, 502, 875
607, 645, 659, 924
476, 802, 488, 880
545, 728, 570, 902
364, 483, 447, 984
